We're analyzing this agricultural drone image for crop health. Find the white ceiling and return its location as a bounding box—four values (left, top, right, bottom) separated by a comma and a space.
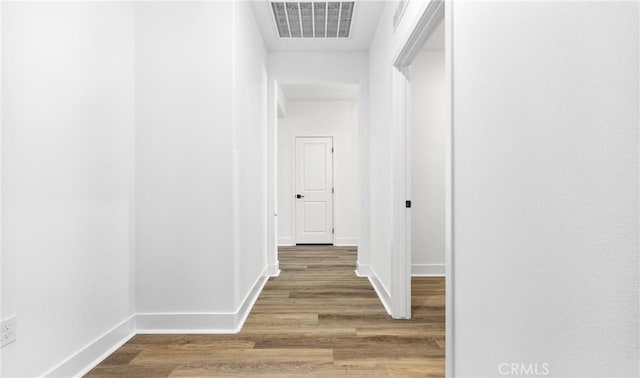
422, 18, 445, 51
250, 1, 385, 52
281, 84, 359, 101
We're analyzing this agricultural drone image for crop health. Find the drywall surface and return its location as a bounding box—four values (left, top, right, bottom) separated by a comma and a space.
0, 5, 3, 375
269, 52, 369, 84
1, 3, 135, 376
452, 1, 639, 376
278, 85, 288, 118
232, 1, 269, 309
367, 0, 441, 300
268, 52, 369, 270
367, 1, 398, 293
135, 2, 235, 313
411, 50, 446, 275
278, 101, 359, 246
1, 1, 269, 375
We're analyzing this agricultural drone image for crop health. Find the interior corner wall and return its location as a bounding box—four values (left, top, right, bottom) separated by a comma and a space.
410, 49, 446, 276
1, 1, 269, 375
232, 1, 269, 311
452, 1, 639, 375
1, 3, 135, 376
367, 1, 398, 293
277, 100, 360, 247
135, 2, 235, 315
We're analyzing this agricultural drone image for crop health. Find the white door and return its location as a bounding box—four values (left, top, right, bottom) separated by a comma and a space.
295, 137, 334, 244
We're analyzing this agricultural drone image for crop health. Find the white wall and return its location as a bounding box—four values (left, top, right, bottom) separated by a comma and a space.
452, 2, 639, 375
370, 1, 639, 374
367, 0, 446, 309
135, 2, 235, 315
267, 52, 369, 273
277, 85, 288, 118
0, 5, 4, 375
367, 1, 399, 295
1, 3, 135, 376
1, 1, 269, 374
278, 100, 359, 246
232, 1, 269, 311
411, 49, 446, 276
135, 1, 269, 328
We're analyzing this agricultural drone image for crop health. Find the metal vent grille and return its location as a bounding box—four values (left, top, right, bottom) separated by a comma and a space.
271, 2, 355, 38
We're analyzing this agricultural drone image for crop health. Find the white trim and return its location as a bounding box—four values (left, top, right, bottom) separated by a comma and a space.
267, 78, 280, 291
390, 66, 411, 320
355, 263, 391, 315
393, 1, 445, 68
43, 315, 136, 378
135, 313, 236, 334
278, 236, 295, 246
234, 267, 270, 331
43, 267, 270, 375
268, 262, 281, 277
411, 264, 445, 277
365, 265, 392, 316
444, 1, 455, 377
334, 237, 358, 246
354, 261, 372, 277
137, 267, 269, 334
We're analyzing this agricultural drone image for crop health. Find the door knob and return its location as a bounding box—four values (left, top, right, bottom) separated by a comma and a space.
296, 194, 305, 199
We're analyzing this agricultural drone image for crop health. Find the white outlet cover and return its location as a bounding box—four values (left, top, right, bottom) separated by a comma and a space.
1, 315, 17, 347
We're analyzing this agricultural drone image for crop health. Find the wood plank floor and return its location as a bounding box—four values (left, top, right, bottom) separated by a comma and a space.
86, 246, 445, 377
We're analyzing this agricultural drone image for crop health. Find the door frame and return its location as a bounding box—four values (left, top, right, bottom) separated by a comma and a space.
390, 0, 454, 376
293, 135, 335, 245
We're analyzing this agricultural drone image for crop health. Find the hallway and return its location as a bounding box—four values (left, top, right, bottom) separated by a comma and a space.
86, 246, 445, 377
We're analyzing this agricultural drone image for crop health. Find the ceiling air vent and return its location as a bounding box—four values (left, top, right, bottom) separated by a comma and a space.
271, 2, 355, 39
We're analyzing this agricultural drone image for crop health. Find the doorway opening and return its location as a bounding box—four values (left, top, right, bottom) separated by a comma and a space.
273, 83, 361, 252
391, 0, 452, 375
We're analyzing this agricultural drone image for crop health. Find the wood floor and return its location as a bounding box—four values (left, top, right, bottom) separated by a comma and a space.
86, 246, 445, 377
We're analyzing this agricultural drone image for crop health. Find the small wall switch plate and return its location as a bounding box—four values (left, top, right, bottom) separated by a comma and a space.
1, 315, 17, 347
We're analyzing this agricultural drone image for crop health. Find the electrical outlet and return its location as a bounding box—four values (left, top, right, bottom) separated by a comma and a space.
1, 315, 17, 347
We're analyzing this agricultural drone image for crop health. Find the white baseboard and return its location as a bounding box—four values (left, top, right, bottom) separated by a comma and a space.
412, 263, 445, 276
234, 267, 269, 331
278, 236, 295, 246
137, 267, 269, 334
334, 237, 358, 246
355, 261, 371, 277
279, 236, 357, 247
268, 261, 281, 277
44, 315, 135, 378
357, 263, 392, 316
136, 312, 237, 334
41, 265, 271, 377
